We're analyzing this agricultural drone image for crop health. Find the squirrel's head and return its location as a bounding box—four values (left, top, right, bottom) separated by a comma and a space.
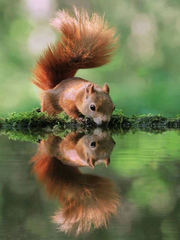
79, 83, 115, 125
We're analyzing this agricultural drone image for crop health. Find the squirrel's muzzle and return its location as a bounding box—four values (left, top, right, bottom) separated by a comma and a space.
93, 116, 111, 126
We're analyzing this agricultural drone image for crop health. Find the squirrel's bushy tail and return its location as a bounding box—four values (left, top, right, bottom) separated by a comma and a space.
33, 7, 119, 90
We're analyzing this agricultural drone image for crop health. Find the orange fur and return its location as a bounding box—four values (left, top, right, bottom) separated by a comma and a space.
33, 7, 118, 91
31, 133, 120, 236
32, 8, 118, 124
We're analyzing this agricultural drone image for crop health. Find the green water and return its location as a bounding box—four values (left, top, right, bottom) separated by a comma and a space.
0, 130, 180, 240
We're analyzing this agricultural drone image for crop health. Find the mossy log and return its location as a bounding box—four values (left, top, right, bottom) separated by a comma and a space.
1, 109, 180, 132
0, 109, 180, 132
1, 109, 180, 142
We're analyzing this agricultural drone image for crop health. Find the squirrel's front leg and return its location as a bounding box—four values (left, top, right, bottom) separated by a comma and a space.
64, 106, 84, 121
65, 107, 87, 122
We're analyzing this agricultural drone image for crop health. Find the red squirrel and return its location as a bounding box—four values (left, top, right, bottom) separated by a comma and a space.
32, 8, 119, 125
31, 131, 120, 235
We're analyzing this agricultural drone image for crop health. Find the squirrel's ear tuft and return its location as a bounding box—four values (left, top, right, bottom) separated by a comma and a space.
86, 83, 94, 99
103, 83, 110, 94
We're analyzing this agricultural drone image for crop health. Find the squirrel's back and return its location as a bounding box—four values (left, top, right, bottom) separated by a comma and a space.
33, 7, 118, 91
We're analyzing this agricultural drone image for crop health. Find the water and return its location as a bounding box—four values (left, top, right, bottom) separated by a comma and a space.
0, 130, 180, 240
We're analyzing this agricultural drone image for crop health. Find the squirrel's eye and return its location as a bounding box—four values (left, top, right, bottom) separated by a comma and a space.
90, 141, 96, 148
90, 104, 96, 111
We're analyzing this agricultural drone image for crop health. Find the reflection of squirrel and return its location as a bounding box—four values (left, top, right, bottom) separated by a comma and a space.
31, 131, 120, 235
42, 129, 116, 168
33, 8, 118, 125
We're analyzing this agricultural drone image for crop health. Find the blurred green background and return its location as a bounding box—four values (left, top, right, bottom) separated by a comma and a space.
1, 0, 180, 117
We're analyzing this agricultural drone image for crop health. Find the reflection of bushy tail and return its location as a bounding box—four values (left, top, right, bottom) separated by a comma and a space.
53, 174, 120, 235
33, 7, 119, 90
31, 144, 120, 236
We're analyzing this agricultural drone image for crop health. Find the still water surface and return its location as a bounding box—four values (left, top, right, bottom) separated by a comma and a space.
0, 130, 180, 240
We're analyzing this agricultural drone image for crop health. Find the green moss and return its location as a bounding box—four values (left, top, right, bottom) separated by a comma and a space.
1, 109, 180, 138
1, 108, 180, 142
3, 109, 59, 128
56, 112, 72, 122
0, 128, 48, 143
0, 109, 97, 130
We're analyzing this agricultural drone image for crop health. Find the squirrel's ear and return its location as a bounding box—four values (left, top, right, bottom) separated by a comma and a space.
87, 156, 95, 169
104, 158, 110, 167
86, 83, 94, 99
103, 83, 110, 94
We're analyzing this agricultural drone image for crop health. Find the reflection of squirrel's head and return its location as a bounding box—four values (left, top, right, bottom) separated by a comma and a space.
43, 128, 116, 168
75, 128, 115, 168
31, 130, 120, 236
